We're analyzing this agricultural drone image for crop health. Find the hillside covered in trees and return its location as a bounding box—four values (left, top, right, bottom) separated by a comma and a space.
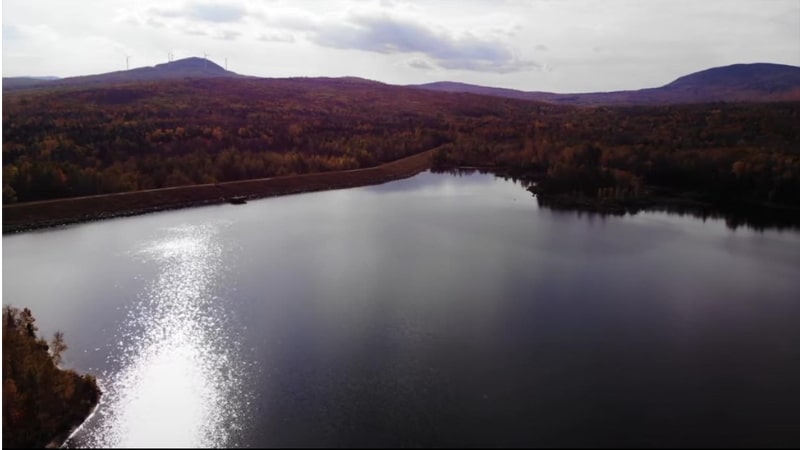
432, 102, 800, 211
2, 77, 459, 202
3, 74, 799, 223
3, 306, 101, 448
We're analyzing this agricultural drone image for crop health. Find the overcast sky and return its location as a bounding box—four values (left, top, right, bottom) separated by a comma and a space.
2, 0, 799, 92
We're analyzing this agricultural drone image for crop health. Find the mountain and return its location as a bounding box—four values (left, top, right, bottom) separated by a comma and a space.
407, 81, 561, 102
657, 63, 800, 100
3, 57, 241, 91
3, 77, 62, 90
5, 60, 799, 104
413, 63, 800, 105
665, 63, 800, 91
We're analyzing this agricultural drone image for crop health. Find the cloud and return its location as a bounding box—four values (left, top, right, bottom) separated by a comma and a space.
264, 13, 318, 31
535, 44, 548, 51
1, 23, 60, 43
187, 3, 245, 22
258, 32, 295, 43
438, 57, 538, 73
408, 58, 434, 70
151, 2, 246, 23
184, 29, 208, 37
308, 14, 539, 73
3, 24, 22, 40
146, 17, 166, 28
215, 30, 241, 41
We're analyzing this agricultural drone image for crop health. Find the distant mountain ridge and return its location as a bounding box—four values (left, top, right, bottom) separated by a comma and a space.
4, 60, 799, 104
665, 63, 800, 90
412, 63, 800, 105
3, 57, 241, 90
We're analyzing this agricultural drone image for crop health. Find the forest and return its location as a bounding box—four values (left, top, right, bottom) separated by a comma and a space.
433, 101, 800, 211
2, 78, 456, 202
3, 306, 101, 448
3, 77, 799, 216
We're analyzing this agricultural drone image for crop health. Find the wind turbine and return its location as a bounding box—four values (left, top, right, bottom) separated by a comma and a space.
225, 57, 228, 71
168, 51, 174, 62
203, 52, 209, 71
125, 55, 131, 70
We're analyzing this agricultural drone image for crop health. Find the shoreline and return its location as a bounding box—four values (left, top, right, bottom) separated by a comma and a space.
6, 152, 798, 233
3, 150, 434, 234
2, 306, 102, 449
439, 166, 800, 230
45, 399, 101, 449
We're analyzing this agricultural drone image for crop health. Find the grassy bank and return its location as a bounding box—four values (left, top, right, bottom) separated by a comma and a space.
3, 149, 433, 233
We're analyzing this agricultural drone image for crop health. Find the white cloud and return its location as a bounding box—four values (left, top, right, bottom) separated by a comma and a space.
306, 14, 540, 73
407, 57, 434, 70
151, 2, 247, 23
214, 30, 241, 41
258, 32, 295, 43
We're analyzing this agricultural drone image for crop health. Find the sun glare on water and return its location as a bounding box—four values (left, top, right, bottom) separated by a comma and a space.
81, 224, 250, 448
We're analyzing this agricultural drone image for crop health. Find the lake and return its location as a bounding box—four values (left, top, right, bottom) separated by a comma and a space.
4, 170, 800, 447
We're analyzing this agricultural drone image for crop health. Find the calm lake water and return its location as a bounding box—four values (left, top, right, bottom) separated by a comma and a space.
4, 171, 800, 447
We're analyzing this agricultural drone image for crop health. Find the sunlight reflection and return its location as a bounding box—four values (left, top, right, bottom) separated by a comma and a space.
82, 224, 248, 448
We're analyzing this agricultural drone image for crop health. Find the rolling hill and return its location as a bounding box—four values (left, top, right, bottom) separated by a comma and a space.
412, 63, 800, 105
5, 60, 799, 104
3, 57, 241, 91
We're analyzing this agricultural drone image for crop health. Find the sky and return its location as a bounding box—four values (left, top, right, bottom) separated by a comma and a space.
2, 0, 799, 92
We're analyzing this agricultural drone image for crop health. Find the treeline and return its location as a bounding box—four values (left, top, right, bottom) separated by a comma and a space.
3, 77, 800, 211
3, 306, 101, 448
432, 102, 800, 208
2, 78, 460, 202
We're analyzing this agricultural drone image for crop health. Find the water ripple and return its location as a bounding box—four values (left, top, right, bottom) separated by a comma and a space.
78, 223, 250, 448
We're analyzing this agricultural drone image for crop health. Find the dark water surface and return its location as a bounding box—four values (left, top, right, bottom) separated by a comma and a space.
4, 171, 800, 447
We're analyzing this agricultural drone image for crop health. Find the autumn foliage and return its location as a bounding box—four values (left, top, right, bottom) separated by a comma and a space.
3, 306, 101, 448
431, 102, 800, 208
3, 77, 799, 213
3, 78, 456, 202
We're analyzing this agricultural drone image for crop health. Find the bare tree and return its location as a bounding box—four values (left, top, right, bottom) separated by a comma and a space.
51, 331, 68, 366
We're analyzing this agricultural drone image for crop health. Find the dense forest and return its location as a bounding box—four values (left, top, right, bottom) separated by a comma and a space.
3, 77, 799, 216
3, 306, 101, 448
3, 78, 459, 202
433, 101, 800, 210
